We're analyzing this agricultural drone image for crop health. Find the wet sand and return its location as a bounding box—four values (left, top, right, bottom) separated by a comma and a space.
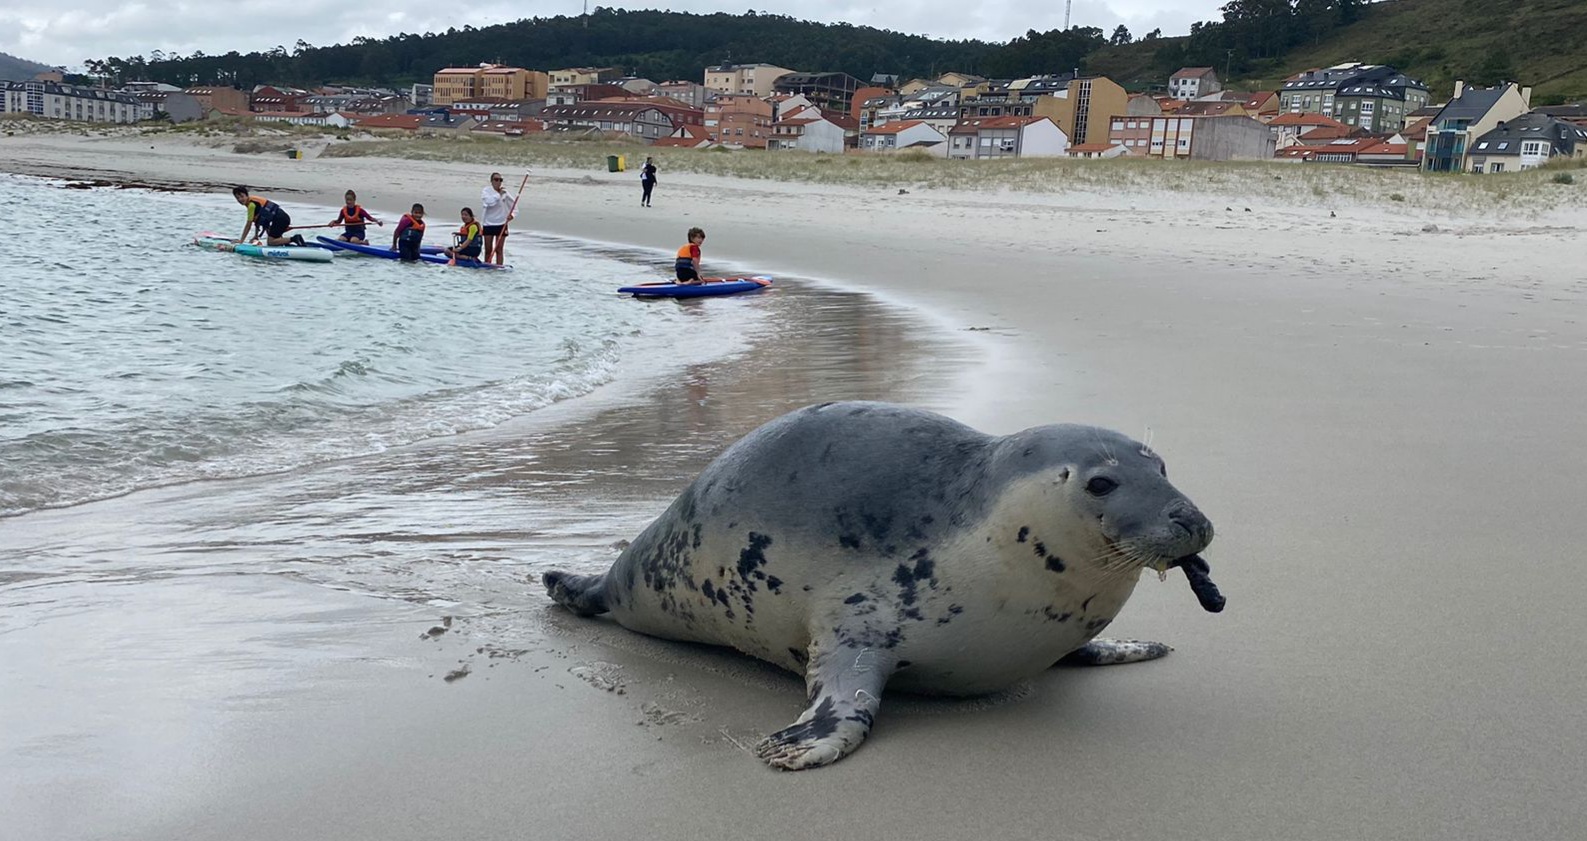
5, 136, 1587, 839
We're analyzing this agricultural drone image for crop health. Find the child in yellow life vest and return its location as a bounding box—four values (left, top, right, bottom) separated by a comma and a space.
443, 208, 483, 264
332, 190, 382, 244
674, 227, 705, 284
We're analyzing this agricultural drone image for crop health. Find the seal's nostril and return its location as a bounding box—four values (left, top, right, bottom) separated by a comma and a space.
1168, 509, 1202, 537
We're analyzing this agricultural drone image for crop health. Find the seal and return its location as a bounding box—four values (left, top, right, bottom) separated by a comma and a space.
543, 401, 1220, 770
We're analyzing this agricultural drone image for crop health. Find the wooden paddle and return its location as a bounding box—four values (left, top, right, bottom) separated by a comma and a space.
497, 172, 530, 265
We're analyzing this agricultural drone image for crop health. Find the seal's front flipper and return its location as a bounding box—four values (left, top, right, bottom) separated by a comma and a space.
1057, 638, 1172, 666
755, 641, 896, 771
542, 570, 610, 616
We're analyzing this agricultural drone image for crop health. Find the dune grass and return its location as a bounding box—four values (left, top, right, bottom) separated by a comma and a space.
319, 134, 1586, 215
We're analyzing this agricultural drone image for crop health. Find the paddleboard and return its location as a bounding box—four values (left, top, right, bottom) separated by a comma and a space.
617, 276, 773, 298
315, 236, 508, 269
192, 233, 333, 263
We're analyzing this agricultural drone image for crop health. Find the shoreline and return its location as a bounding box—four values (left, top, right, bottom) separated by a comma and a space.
6, 134, 1587, 839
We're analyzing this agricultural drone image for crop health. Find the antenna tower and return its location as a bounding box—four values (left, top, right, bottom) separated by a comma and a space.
1064, 0, 1072, 29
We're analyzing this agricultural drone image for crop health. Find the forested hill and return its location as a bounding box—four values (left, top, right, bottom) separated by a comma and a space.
0, 52, 52, 81
82, 9, 1108, 90
1092, 0, 1587, 103
79, 2, 1587, 102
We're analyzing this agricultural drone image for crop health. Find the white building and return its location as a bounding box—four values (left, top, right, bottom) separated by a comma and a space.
946, 116, 1069, 159
859, 119, 946, 152
3, 80, 148, 123
768, 114, 848, 153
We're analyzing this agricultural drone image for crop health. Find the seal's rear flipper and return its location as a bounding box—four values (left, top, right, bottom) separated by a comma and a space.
542, 570, 611, 616
1058, 639, 1173, 666
755, 636, 896, 771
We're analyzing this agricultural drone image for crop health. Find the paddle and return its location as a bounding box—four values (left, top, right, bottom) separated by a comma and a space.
497, 172, 530, 266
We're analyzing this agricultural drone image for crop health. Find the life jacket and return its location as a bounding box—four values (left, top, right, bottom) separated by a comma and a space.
457, 221, 480, 244
246, 195, 278, 219
337, 204, 366, 225
398, 214, 425, 241
676, 244, 697, 260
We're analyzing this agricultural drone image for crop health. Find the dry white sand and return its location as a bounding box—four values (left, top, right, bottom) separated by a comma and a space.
5, 134, 1587, 839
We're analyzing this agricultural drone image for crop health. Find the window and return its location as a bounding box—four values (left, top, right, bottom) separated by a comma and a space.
1522, 141, 1545, 155
1497, 142, 1509, 150
1490, 162, 1504, 173
1360, 101, 1374, 115
1476, 142, 1489, 150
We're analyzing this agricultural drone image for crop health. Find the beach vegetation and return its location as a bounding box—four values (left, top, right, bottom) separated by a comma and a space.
314, 133, 1587, 215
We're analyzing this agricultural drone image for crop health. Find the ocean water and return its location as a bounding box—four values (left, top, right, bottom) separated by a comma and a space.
0, 174, 759, 517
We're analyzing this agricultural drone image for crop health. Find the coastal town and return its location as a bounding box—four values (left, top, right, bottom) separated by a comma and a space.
5, 58, 1586, 174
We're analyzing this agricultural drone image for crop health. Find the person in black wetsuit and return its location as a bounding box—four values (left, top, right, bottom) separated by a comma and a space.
640, 157, 657, 208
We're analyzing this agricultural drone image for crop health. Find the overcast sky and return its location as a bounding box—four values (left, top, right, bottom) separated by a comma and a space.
3, 2, 1226, 69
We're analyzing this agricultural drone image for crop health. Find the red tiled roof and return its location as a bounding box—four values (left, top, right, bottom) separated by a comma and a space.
1357, 141, 1408, 156
864, 120, 925, 135
355, 114, 424, 130
1269, 112, 1348, 128
1242, 91, 1278, 111
1176, 101, 1242, 117
1298, 125, 1362, 141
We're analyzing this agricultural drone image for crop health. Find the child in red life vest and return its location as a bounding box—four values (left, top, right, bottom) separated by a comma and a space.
332, 190, 382, 244
391, 204, 426, 262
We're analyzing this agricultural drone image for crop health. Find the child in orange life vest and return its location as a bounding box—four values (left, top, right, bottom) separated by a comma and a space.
391, 204, 426, 262
443, 208, 484, 263
674, 227, 705, 284
332, 190, 382, 244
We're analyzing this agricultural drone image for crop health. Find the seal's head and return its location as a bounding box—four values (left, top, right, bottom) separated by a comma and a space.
994, 425, 1213, 579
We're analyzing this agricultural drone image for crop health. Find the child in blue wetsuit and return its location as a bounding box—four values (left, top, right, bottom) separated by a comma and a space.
332, 190, 382, 244
391, 203, 426, 262
444, 207, 483, 263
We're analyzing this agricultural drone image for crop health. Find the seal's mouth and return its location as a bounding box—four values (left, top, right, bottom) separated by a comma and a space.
1166, 554, 1225, 613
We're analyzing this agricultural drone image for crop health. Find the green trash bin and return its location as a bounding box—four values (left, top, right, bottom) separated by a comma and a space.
606, 154, 620, 172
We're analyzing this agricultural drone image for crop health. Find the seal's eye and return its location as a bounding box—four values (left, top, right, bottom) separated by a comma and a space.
1085, 477, 1118, 497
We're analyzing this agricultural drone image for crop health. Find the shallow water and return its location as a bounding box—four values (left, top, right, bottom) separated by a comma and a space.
0, 174, 756, 516
0, 181, 979, 833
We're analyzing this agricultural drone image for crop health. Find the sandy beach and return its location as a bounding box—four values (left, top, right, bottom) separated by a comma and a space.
4, 133, 1587, 840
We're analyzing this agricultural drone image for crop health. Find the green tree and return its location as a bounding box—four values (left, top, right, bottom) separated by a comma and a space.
1110, 25, 1133, 46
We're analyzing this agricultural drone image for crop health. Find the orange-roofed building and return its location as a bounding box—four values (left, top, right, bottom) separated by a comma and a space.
859, 119, 946, 152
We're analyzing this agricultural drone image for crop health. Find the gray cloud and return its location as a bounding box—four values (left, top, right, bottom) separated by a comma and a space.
1, 2, 1224, 70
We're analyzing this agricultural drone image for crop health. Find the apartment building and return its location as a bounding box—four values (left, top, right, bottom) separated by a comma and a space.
703, 63, 794, 98
3, 80, 147, 123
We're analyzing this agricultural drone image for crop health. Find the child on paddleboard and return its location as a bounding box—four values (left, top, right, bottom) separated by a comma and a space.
444, 208, 484, 264
233, 186, 303, 246
332, 190, 382, 244
392, 204, 426, 262
674, 227, 705, 284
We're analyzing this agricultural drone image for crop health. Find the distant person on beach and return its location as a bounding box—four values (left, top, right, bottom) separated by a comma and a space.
332, 190, 382, 244
674, 227, 705, 284
479, 172, 516, 265
233, 186, 302, 246
445, 207, 484, 263
392, 204, 426, 262
640, 157, 657, 207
